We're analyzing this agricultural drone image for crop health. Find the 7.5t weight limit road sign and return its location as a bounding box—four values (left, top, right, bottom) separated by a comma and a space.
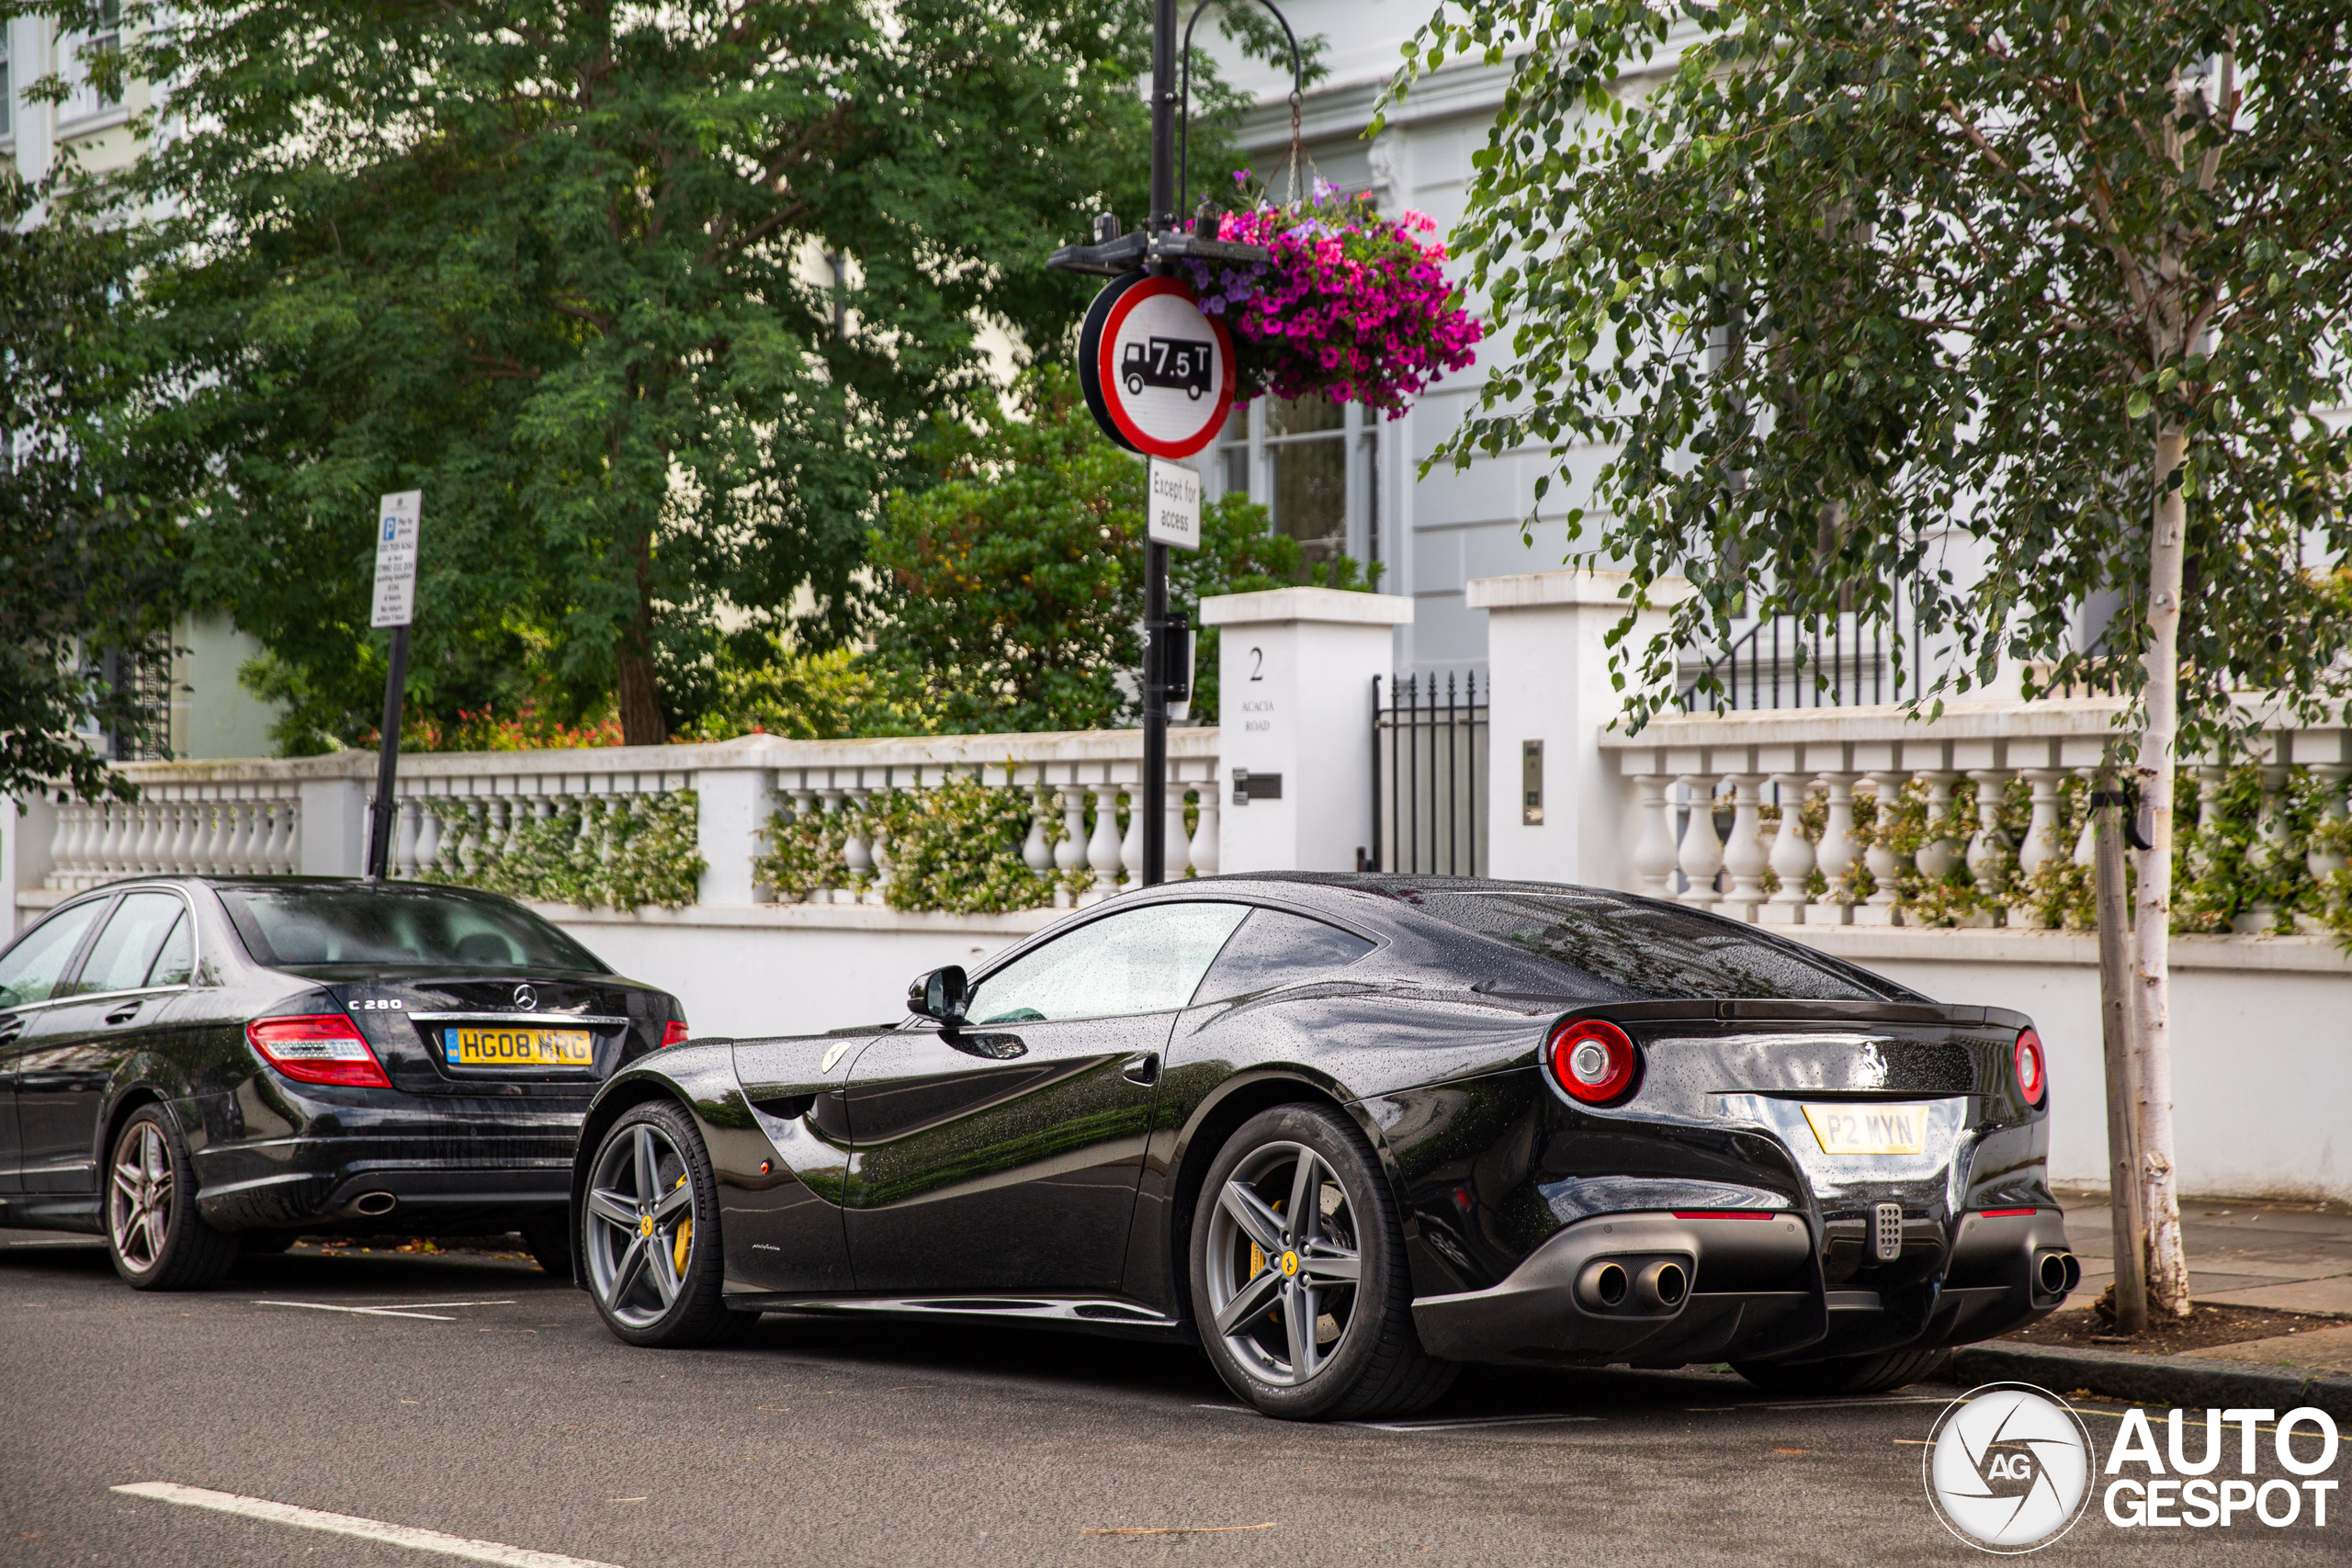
1079, 272, 1235, 460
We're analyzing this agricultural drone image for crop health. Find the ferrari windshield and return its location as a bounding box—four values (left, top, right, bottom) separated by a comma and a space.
1407, 888, 1910, 1001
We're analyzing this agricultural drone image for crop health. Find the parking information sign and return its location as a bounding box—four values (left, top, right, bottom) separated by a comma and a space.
370, 490, 423, 628
1078, 272, 1236, 460
1146, 458, 1202, 552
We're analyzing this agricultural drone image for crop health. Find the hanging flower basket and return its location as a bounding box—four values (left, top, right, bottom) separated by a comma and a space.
1179, 175, 1482, 418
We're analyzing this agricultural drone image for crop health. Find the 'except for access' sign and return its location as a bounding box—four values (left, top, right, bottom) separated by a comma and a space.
370, 491, 422, 628
1147, 458, 1202, 552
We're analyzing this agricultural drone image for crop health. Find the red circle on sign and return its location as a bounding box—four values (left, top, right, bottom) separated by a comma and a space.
1092, 276, 1236, 459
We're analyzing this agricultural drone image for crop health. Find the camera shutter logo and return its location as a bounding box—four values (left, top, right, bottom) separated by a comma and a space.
1923, 1383, 2094, 1552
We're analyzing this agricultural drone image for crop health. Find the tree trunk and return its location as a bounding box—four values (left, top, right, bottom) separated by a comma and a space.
616, 525, 666, 747
2132, 422, 2191, 1317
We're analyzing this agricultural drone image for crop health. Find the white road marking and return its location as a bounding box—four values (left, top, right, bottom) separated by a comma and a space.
253, 1299, 516, 1321
111, 1483, 625, 1568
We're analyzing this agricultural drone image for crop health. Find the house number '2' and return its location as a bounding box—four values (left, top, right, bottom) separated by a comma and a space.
1249, 647, 1263, 681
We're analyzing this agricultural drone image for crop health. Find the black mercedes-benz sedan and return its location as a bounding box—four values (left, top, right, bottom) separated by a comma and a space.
567, 874, 2075, 1420
0, 876, 686, 1291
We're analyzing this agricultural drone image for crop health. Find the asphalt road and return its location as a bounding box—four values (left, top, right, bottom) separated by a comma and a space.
3, 1229, 2343, 1568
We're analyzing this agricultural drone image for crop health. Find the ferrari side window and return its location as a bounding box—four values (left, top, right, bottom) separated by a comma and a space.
1193, 908, 1374, 1004
966, 901, 1251, 1024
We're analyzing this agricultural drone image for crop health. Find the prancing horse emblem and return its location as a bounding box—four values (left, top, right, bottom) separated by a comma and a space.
513, 984, 537, 1011
1857, 1041, 1889, 1090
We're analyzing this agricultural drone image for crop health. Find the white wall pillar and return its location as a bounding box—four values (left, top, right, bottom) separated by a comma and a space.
695, 763, 777, 906
2, 792, 59, 942
1466, 570, 1690, 891
297, 777, 370, 877
1201, 587, 1413, 874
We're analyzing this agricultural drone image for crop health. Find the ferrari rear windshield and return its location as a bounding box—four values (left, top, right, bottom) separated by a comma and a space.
219, 885, 609, 973
1408, 889, 1909, 1001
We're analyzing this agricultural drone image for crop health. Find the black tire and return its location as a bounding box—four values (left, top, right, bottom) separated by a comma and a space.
239, 1229, 300, 1255
520, 1213, 572, 1277
106, 1105, 238, 1291
1730, 1348, 1950, 1398
579, 1101, 752, 1348
1189, 1104, 1456, 1421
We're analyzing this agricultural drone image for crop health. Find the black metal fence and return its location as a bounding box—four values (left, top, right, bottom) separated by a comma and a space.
1369, 671, 1487, 875
1676, 604, 1925, 713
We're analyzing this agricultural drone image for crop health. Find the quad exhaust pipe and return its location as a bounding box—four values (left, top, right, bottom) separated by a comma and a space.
1575, 1258, 1690, 1313
353, 1191, 398, 1217
2036, 1250, 2081, 1296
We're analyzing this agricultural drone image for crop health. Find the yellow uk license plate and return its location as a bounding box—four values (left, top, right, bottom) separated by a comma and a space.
1803, 1102, 1928, 1156
444, 1027, 594, 1068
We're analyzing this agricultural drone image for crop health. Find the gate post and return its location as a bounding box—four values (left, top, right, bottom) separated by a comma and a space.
1200, 587, 1412, 874
1469, 570, 1690, 892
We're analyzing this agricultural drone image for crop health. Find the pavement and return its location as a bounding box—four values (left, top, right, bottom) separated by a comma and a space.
6, 1227, 2349, 1567
2055, 1188, 2352, 1317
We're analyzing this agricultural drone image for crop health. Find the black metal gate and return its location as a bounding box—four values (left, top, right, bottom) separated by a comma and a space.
1368, 671, 1487, 875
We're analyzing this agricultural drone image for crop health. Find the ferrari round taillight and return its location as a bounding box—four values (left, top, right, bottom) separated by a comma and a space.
2014, 1026, 2047, 1107
246, 1014, 391, 1089
1548, 1018, 1639, 1105
660, 1020, 690, 1048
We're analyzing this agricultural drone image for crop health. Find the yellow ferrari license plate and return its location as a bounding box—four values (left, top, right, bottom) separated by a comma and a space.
1803, 1102, 1928, 1156
444, 1027, 594, 1068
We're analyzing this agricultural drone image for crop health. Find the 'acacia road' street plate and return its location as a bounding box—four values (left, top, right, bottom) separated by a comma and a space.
1802, 1102, 1928, 1156
445, 1026, 594, 1068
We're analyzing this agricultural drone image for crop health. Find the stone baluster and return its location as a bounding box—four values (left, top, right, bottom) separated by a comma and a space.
842, 786, 876, 904
275, 795, 302, 874
1055, 783, 1086, 908
1081, 783, 1122, 907
180, 795, 214, 875
1856, 771, 1905, 925
1162, 775, 1191, 881
1632, 775, 1679, 897
1811, 772, 1860, 925
2237, 764, 2290, 933
213, 797, 244, 875
865, 787, 895, 908
2305, 765, 2351, 931
813, 787, 844, 902
1023, 777, 1055, 884
1719, 774, 1768, 922
106, 800, 137, 878
1762, 773, 1815, 925
1914, 772, 1959, 884
1674, 773, 1724, 909
229, 799, 258, 876
2072, 767, 2100, 881
48, 801, 86, 889
1117, 783, 1143, 891
453, 798, 483, 877
130, 798, 162, 874
2011, 770, 2064, 928
392, 797, 421, 878
1963, 770, 2012, 926
2188, 764, 2228, 879
413, 796, 443, 879
1188, 774, 1220, 878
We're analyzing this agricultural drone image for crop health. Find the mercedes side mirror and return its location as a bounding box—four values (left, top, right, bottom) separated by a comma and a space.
907, 965, 968, 1024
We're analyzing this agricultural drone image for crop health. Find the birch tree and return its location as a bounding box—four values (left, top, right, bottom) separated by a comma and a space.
1393, 0, 2352, 1314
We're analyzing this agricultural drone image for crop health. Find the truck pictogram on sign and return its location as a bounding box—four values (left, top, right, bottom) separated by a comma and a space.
1123, 336, 1215, 400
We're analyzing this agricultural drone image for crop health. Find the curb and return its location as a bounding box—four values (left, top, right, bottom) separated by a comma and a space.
1955, 1341, 2352, 1422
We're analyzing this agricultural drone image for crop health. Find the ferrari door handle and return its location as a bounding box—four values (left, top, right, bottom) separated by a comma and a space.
106, 1002, 144, 1026
1122, 1053, 1160, 1087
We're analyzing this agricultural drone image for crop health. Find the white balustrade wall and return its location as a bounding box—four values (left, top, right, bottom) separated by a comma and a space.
15, 728, 1223, 910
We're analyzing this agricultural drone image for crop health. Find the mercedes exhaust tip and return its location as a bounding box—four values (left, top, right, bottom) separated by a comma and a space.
353, 1191, 398, 1217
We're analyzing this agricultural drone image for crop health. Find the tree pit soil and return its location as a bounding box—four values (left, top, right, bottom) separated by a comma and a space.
2002, 1301, 2346, 1357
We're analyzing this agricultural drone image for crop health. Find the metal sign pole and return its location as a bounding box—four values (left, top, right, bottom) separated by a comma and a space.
366, 491, 423, 881
1139, 0, 1179, 887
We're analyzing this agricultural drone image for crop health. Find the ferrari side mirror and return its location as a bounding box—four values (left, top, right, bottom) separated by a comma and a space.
907, 964, 968, 1024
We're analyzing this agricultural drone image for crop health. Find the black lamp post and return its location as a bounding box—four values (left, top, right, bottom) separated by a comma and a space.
1047, 0, 1298, 886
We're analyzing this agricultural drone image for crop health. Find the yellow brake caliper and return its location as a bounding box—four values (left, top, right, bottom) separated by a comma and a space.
671, 1174, 692, 1273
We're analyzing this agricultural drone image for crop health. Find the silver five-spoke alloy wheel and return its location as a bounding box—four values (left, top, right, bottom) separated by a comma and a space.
1203, 1140, 1363, 1387
584, 1120, 696, 1328
108, 1119, 174, 1274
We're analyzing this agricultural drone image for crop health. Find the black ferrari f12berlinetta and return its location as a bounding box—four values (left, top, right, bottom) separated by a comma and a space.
568, 874, 2075, 1420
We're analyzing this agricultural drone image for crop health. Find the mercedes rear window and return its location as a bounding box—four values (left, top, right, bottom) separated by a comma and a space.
1405, 888, 1909, 1001
218, 886, 609, 973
